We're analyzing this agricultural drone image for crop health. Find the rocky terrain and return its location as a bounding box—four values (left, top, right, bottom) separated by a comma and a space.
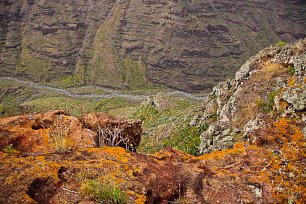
0, 39, 305, 203
133, 39, 306, 156
1, 0, 306, 91
0, 110, 305, 203
198, 38, 306, 153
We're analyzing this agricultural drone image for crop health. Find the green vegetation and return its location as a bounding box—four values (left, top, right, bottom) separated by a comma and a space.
118, 57, 148, 89
163, 124, 209, 155
132, 104, 161, 127
21, 96, 138, 117
256, 89, 280, 112
17, 46, 52, 82
287, 64, 295, 75
93, 97, 137, 113
132, 94, 205, 155
0, 79, 36, 117
57, 76, 79, 88
0, 80, 34, 104
3, 144, 15, 154
209, 112, 218, 121
0, 104, 18, 117
80, 179, 126, 204
88, 3, 123, 88
55, 64, 87, 88
0, 78, 140, 117
256, 98, 271, 112
276, 41, 287, 47
73, 64, 86, 85
139, 122, 208, 155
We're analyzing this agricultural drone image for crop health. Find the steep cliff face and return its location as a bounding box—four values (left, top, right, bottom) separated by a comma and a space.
1, 0, 306, 91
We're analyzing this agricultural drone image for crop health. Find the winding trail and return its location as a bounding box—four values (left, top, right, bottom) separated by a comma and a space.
1, 77, 205, 101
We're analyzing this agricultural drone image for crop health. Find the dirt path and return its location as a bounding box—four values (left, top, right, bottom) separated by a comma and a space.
1, 77, 205, 101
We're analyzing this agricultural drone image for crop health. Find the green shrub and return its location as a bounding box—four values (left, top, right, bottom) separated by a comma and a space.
287, 65, 295, 75
58, 75, 81, 88
163, 124, 209, 155
131, 104, 160, 127
256, 89, 280, 112
0, 105, 16, 117
209, 112, 218, 121
3, 144, 15, 153
256, 98, 272, 112
80, 179, 126, 204
268, 89, 280, 104
276, 41, 287, 47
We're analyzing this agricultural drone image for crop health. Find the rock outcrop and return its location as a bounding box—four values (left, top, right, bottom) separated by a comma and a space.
199, 39, 306, 153
0, 110, 142, 153
83, 112, 142, 149
1, 0, 306, 91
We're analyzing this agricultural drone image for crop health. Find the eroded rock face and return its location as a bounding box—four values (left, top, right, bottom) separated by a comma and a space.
1, 0, 306, 91
0, 110, 142, 153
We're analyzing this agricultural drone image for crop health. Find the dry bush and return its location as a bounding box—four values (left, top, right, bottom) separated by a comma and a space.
97, 126, 130, 150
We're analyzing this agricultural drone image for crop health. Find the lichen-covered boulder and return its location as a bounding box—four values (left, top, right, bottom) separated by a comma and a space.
83, 112, 142, 149
0, 110, 96, 153
0, 110, 142, 154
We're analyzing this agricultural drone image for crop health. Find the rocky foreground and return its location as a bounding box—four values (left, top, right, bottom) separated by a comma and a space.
0, 113, 304, 203
0, 41, 305, 203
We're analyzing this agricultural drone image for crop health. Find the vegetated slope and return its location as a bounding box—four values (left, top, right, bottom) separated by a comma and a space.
133, 39, 305, 157
0, 77, 141, 118
0, 40, 305, 204
1, 0, 306, 91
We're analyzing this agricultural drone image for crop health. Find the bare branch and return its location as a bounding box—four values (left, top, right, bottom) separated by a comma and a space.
97, 126, 130, 150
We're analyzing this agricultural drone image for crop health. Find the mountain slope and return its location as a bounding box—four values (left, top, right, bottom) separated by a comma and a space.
132, 39, 305, 157
1, 0, 305, 91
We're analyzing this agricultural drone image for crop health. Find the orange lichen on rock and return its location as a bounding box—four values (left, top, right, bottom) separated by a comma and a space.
245, 117, 305, 203
194, 115, 305, 203
151, 147, 195, 162
87, 146, 130, 164
279, 101, 289, 111
288, 76, 297, 87
0, 109, 305, 203
196, 142, 246, 165
0, 110, 143, 154
267, 118, 305, 202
